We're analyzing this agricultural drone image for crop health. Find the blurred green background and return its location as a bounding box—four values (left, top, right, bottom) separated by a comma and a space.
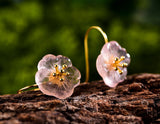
0, 0, 159, 94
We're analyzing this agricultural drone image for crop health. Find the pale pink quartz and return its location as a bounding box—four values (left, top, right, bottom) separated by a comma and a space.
96, 41, 130, 87
35, 54, 81, 99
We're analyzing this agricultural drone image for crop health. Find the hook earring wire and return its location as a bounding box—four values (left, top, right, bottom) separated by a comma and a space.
84, 26, 108, 82
18, 84, 39, 94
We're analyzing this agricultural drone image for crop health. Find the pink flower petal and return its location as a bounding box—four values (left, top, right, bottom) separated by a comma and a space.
65, 66, 81, 87
101, 41, 131, 65
56, 55, 72, 68
38, 54, 57, 70
38, 54, 73, 71
38, 83, 75, 99
96, 54, 107, 78
35, 68, 51, 84
103, 77, 119, 88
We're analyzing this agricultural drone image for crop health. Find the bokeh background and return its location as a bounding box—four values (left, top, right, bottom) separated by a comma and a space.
0, 0, 159, 94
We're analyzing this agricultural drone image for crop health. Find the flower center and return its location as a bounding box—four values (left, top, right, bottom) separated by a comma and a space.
112, 56, 128, 74
48, 64, 70, 86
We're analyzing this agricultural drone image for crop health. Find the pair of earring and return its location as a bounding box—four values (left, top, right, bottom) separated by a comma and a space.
18, 26, 131, 99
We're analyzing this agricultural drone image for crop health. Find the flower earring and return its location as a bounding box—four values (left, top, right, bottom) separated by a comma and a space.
96, 41, 130, 87
18, 54, 81, 99
84, 26, 130, 87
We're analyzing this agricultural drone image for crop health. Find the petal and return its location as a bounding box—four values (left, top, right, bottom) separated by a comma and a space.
65, 66, 81, 88
38, 54, 73, 71
112, 67, 127, 83
96, 54, 108, 78
56, 55, 72, 67
101, 68, 127, 87
100, 43, 111, 61
122, 53, 131, 65
103, 77, 119, 87
107, 41, 125, 58
35, 68, 52, 85
38, 82, 75, 99
38, 54, 57, 70
101, 41, 131, 65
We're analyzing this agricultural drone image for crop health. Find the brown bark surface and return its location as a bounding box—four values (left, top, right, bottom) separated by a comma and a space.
0, 73, 160, 124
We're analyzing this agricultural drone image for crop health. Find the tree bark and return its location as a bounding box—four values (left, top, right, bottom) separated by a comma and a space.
0, 73, 160, 124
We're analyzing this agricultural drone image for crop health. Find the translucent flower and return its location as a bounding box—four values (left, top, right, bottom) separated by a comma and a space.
35, 54, 81, 99
96, 41, 130, 87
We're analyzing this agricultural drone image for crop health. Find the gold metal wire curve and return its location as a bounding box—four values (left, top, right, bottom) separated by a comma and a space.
84, 26, 108, 82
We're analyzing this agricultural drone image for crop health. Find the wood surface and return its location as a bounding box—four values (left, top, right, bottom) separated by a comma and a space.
0, 73, 160, 124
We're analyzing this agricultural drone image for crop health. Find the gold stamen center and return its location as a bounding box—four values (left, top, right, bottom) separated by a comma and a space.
113, 56, 128, 74
49, 64, 70, 86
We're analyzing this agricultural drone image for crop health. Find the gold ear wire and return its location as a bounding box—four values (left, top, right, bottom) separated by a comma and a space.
17, 84, 39, 94
84, 26, 108, 82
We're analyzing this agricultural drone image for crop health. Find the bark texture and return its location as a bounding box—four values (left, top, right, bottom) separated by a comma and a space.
0, 73, 160, 124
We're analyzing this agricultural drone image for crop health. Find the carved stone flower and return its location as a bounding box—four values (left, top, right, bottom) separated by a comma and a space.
35, 54, 81, 99
96, 41, 130, 87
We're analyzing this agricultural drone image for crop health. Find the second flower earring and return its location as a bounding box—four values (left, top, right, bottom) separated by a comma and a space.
84, 26, 131, 87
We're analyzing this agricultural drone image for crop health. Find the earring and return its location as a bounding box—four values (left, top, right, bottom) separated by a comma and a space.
18, 54, 81, 99
96, 41, 130, 87
84, 26, 130, 87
